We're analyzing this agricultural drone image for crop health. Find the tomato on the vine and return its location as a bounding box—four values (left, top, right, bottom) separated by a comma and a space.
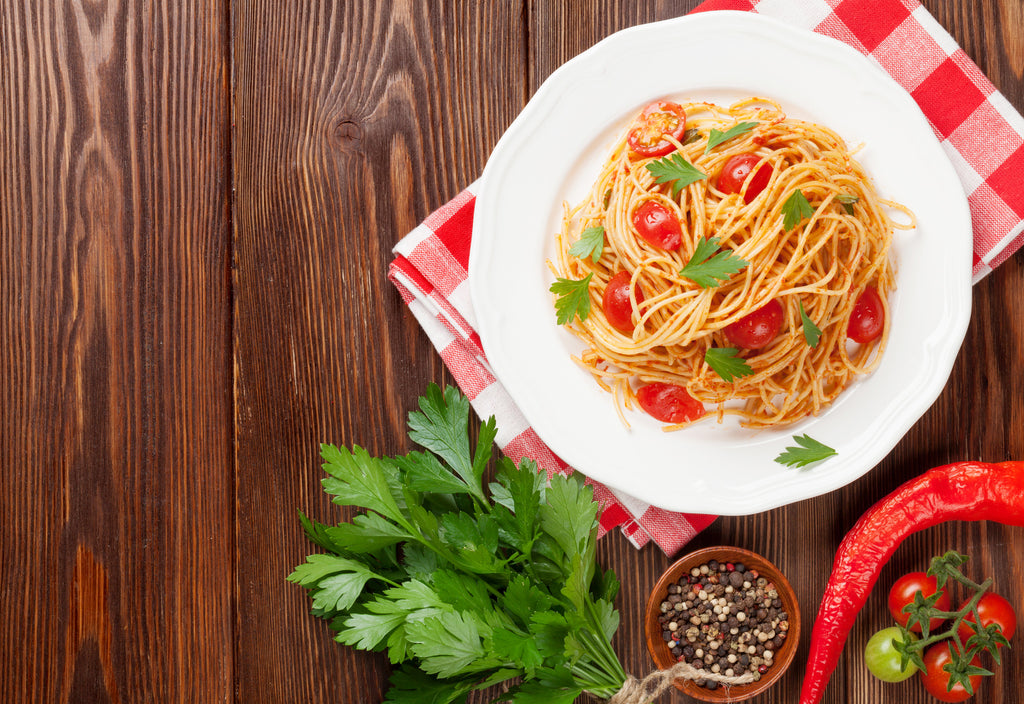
717, 153, 773, 204
627, 101, 688, 158
919, 643, 983, 703
631, 200, 682, 250
603, 271, 644, 334
957, 592, 1017, 645
636, 383, 704, 424
888, 572, 951, 633
724, 299, 784, 350
864, 627, 919, 682
847, 287, 885, 343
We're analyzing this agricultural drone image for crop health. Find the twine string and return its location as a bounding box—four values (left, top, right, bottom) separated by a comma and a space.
608, 661, 756, 704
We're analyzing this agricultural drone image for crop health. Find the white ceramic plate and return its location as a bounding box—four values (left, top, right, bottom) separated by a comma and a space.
469, 11, 971, 515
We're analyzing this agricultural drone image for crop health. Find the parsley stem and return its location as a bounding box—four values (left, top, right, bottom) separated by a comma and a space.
575, 614, 627, 689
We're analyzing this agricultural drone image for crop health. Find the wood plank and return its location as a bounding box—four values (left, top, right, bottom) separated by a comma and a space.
0, 1, 233, 702
231, 2, 527, 701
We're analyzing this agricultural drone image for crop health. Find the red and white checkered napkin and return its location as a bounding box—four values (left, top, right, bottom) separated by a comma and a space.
389, 0, 1024, 555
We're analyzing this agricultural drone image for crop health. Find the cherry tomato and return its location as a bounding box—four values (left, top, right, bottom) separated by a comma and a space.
717, 153, 773, 204
632, 201, 682, 250
957, 592, 1017, 646
847, 287, 885, 343
636, 383, 705, 424
864, 627, 919, 682
919, 643, 982, 702
888, 572, 951, 634
603, 271, 644, 334
627, 101, 688, 157
724, 299, 784, 350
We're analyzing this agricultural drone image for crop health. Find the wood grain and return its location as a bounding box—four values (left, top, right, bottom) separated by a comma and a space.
0, 1, 233, 703
231, 2, 526, 701
3, 1, 1024, 702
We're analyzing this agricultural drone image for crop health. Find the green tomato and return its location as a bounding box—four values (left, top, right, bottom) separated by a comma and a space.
864, 626, 919, 682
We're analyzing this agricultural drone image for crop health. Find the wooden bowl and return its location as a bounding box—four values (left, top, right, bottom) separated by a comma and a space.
643, 546, 801, 702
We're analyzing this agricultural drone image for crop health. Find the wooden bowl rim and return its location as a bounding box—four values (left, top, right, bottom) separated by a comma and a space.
643, 546, 801, 703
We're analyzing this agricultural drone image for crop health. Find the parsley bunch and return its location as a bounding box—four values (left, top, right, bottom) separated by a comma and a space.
290, 384, 627, 703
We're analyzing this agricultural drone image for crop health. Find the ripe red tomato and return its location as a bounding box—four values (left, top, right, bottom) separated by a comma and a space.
957, 592, 1017, 645
627, 101, 687, 157
603, 271, 644, 334
636, 383, 705, 424
887, 572, 951, 634
717, 153, 773, 204
724, 299, 784, 350
632, 201, 682, 250
919, 644, 982, 703
847, 287, 884, 343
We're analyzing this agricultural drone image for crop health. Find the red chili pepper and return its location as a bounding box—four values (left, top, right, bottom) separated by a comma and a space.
799, 461, 1024, 704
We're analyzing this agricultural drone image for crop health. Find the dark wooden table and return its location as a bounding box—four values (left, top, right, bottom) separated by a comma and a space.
3, 2, 1023, 702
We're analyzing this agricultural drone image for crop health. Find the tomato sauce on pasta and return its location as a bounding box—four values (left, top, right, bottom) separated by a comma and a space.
550, 98, 913, 429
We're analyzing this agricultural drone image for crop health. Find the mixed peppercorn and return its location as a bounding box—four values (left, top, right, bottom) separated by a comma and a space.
658, 559, 790, 690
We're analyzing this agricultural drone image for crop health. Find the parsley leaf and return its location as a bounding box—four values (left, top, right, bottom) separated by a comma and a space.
782, 189, 815, 230
405, 611, 500, 678
337, 599, 407, 651
297, 509, 346, 554
500, 574, 556, 628
836, 193, 859, 215
645, 153, 707, 197
384, 666, 474, 704
568, 226, 605, 263
550, 273, 593, 325
489, 457, 544, 552
704, 347, 755, 382
679, 236, 749, 288
325, 511, 411, 554
407, 384, 484, 497
395, 450, 475, 497
320, 444, 409, 528
799, 301, 822, 348
682, 128, 702, 145
492, 626, 544, 675
430, 570, 494, 616
705, 121, 758, 153
774, 434, 838, 467
509, 676, 584, 704
439, 512, 502, 573
539, 472, 598, 560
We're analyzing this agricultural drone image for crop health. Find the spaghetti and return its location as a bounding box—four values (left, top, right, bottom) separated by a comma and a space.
551, 98, 912, 429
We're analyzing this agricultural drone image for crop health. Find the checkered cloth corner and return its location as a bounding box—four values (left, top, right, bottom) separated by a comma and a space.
389, 0, 1024, 555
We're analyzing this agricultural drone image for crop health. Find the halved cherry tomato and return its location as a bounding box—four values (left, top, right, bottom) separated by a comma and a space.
957, 592, 1017, 645
632, 200, 682, 250
847, 287, 884, 343
636, 383, 705, 424
724, 299, 784, 350
627, 101, 688, 158
603, 271, 644, 334
717, 153, 773, 204
887, 572, 951, 634
919, 644, 982, 703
